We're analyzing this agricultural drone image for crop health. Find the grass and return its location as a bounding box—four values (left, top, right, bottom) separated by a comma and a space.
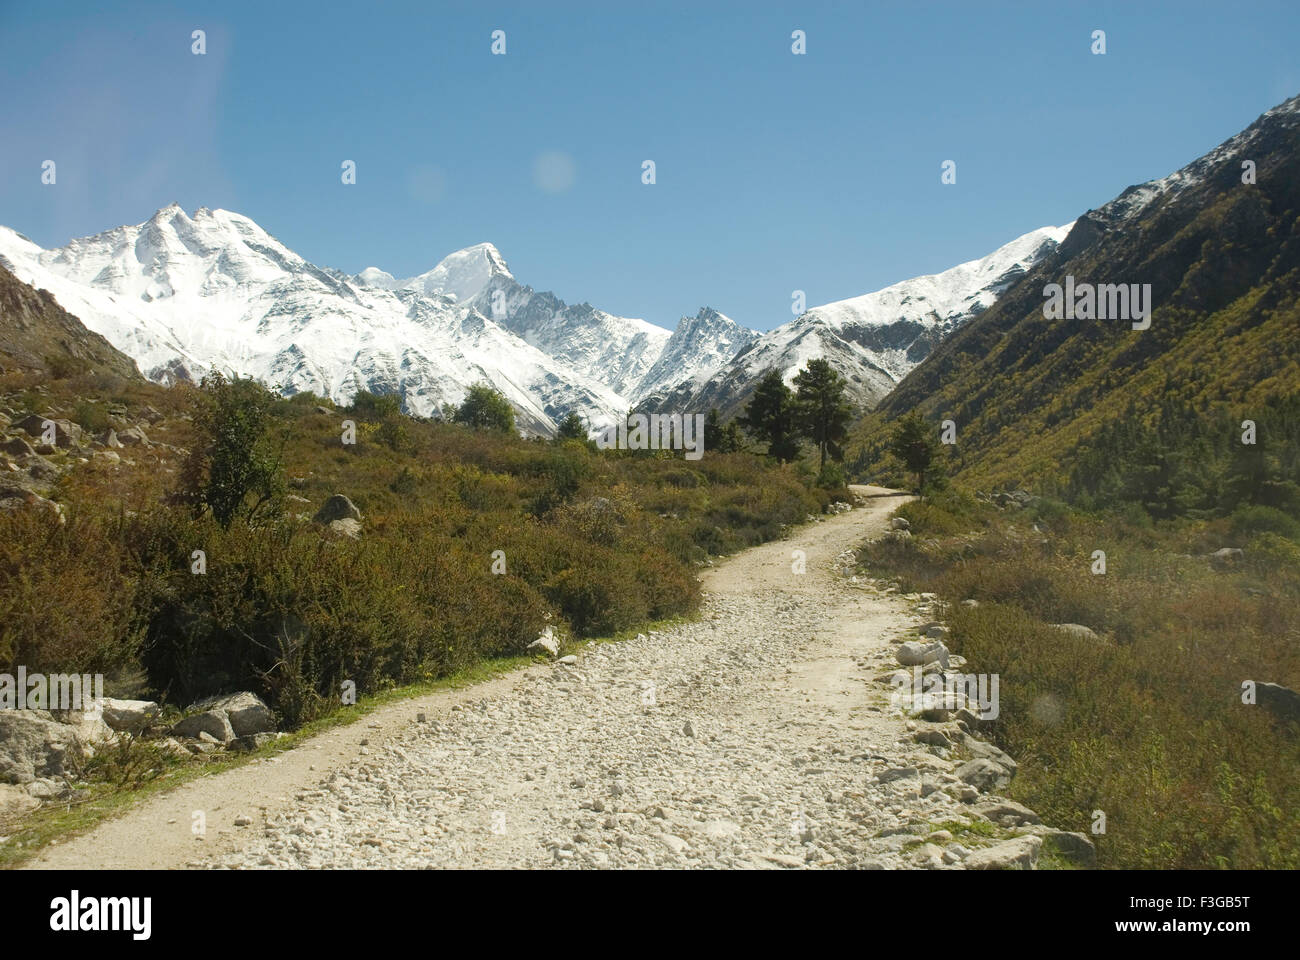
859, 488, 1300, 869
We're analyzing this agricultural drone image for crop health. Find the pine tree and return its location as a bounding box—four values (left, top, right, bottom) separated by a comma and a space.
888, 412, 941, 493
739, 370, 799, 463
793, 358, 853, 470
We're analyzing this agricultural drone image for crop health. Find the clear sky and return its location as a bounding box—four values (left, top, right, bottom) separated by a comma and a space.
1, 0, 1296, 332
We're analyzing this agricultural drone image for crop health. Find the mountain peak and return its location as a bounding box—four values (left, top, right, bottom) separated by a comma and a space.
401, 242, 512, 303
149, 202, 187, 221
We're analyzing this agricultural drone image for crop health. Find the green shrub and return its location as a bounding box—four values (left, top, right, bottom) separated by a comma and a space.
1230, 503, 1300, 542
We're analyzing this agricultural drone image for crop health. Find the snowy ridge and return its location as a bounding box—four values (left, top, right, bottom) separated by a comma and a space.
0, 206, 701, 434
1095, 93, 1300, 225
0, 206, 1068, 434
641, 224, 1071, 419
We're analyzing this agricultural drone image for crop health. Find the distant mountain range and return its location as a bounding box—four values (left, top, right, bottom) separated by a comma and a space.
636, 224, 1070, 421
0, 201, 1066, 435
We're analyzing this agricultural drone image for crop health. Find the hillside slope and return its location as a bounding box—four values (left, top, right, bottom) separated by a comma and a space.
855, 93, 1300, 505
0, 264, 140, 381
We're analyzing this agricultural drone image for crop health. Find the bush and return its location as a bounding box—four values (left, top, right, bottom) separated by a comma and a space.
455, 383, 516, 433
1230, 503, 1300, 543
72, 400, 110, 434
349, 390, 402, 421
176, 372, 284, 528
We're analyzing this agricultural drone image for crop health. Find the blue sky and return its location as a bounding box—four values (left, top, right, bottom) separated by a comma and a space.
1, 0, 1296, 332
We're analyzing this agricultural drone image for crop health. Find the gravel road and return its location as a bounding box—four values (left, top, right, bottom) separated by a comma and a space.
33, 485, 1040, 870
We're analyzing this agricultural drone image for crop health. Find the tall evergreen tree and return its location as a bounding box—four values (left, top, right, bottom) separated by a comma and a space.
739, 370, 799, 463
889, 412, 942, 493
793, 358, 853, 470
555, 411, 588, 441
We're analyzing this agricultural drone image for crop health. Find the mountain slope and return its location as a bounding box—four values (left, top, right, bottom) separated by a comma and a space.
633, 307, 760, 403
856, 93, 1300, 503
641, 224, 1070, 421
0, 263, 141, 381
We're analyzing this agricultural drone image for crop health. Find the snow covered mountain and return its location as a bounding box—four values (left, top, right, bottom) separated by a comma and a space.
0, 206, 709, 434
638, 224, 1073, 421
0, 202, 1068, 436
634, 307, 760, 403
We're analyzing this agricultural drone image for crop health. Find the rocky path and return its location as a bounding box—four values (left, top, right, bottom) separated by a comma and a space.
32, 485, 1073, 870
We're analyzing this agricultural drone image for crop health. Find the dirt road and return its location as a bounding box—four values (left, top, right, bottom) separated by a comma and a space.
31, 485, 1016, 870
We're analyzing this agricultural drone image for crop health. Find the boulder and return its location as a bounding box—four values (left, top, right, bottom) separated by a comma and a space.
1022, 827, 1097, 867
227, 733, 278, 752
876, 766, 920, 784
957, 731, 1018, 773
1256, 682, 1300, 724
13, 414, 81, 448
896, 641, 928, 666
1209, 547, 1244, 569
51, 703, 116, 747
527, 626, 560, 658
328, 517, 362, 539
116, 425, 150, 446
0, 435, 35, 458
100, 698, 161, 735
972, 798, 1040, 827
20, 455, 62, 482
313, 494, 362, 524
0, 487, 65, 523
1052, 623, 1103, 643
890, 517, 911, 531
955, 757, 1014, 792
188, 692, 274, 737
963, 835, 1042, 870
896, 640, 949, 668
0, 710, 89, 783
0, 782, 40, 819
96, 428, 123, 449
171, 709, 236, 744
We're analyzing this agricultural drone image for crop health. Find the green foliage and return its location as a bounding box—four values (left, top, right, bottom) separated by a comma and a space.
1230, 503, 1300, 542
815, 461, 846, 490
888, 412, 942, 493
858, 495, 1300, 868
374, 415, 410, 453
348, 390, 402, 421
3, 368, 830, 739
794, 358, 853, 469
45, 354, 91, 380
72, 400, 110, 434
739, 369, 799, 462
555, 411, 587, 441
455, 383, 516, 433
177, 372, 284, 528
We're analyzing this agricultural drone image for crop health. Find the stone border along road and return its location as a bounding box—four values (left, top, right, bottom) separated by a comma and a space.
31, 484, 1089, 870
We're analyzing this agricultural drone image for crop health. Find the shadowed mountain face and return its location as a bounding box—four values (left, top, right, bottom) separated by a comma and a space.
0, 264, 141, 381
860, 94, 1300, 495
